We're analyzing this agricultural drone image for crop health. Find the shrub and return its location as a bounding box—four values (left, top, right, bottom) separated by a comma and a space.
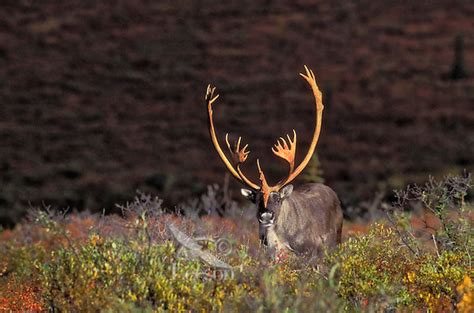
0, 175, 471, 311
328, 223, 471, 310
38, 237, 247, 311
0, 274, 44, 312
327, 173, 473, 311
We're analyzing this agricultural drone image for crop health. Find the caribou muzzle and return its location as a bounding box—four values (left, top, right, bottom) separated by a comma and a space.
258, 212, 274, 227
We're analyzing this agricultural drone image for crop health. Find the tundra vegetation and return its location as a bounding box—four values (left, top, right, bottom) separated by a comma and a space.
0, 173, 472, 312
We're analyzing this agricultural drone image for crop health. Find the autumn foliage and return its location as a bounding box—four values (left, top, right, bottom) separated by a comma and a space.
0, 175, 472, 312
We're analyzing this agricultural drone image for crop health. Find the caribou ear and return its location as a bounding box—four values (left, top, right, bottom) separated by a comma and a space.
280, 185, 294, 199
241, 188, 256, 201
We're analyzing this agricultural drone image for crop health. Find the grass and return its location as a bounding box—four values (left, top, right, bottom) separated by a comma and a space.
0, 174, 472, 312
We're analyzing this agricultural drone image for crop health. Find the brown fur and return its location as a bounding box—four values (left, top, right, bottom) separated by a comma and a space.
260, 183, 343, 257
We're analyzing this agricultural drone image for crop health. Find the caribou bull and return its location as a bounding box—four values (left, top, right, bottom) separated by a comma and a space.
205, 66, 343, 258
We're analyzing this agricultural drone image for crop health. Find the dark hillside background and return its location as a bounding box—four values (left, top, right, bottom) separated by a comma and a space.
0, 0, 473, 225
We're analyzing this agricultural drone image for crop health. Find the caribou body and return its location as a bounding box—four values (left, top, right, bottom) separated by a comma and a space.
205, 66, 343, 258
243, 183, 342, 257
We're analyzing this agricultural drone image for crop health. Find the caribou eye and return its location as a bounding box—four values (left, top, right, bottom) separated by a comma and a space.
270, 193, 281, 203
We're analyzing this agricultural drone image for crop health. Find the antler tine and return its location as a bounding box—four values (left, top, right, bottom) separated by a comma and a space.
205, 84, 220, 104
288, 129, 296, 144
225, 134, 257, 188
256, 159, 268, 188
256, 159, 272, 207
271, 129, 297, 173
206, 85, 260, 190
235, 137, 251, 161
225, 134, 250, 164
300, 65, 316, 82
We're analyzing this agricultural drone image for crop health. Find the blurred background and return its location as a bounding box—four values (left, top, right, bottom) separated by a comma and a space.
0, 0, 472, 226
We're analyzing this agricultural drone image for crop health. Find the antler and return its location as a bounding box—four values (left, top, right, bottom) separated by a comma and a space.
206, 66, 324, 207
271, 129, 296, 174
277, 65, 324, 187
259, 66, 324, 193
206, 85, 260, 190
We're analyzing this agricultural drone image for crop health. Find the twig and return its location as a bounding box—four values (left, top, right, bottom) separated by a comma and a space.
431, 234, 440, 258
385, 211, 419, 256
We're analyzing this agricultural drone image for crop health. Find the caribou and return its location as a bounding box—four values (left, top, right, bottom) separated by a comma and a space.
205, 66, 343, 258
